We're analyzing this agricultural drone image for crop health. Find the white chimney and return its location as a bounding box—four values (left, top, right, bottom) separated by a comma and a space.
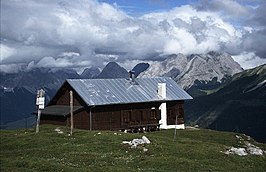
158, 83, 166, 99
158, 83, 167, 128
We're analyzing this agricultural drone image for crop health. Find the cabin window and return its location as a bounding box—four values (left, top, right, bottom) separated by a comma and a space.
150, 109, 157, 120
141, 110, 148, 121
123, 111, 131, 123
137, 110, 142, 122
167, 109, 174, 125
131, 111, 136, 122
178, 104, 184, 119
140, 111, 144, 121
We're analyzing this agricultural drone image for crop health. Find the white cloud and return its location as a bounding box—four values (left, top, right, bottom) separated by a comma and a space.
59, 52, 80, 57
36, 56, 72, 68
0, 64, 24, 73
0, 0, 265, 72
142, 5, 242, 55
0, 44, 16, 61
197, 0, 250, 18
232, 52, 266, 69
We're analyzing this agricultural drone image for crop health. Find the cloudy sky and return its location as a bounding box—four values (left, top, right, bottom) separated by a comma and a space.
1, 0, 266, 73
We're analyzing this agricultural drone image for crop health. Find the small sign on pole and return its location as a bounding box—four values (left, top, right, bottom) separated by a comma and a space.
36, 89, 45, 133
38, 97, 45, 109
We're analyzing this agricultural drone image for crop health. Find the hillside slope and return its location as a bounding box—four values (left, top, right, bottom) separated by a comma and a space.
0, 86, 57, 127
0, 125, 265, 171
185, 64, 266, 143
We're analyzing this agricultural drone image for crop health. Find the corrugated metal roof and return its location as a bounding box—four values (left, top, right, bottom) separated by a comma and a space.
67, 77, 192, 106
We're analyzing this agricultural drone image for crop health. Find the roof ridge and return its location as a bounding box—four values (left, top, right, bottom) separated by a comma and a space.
67, 77, 170, 81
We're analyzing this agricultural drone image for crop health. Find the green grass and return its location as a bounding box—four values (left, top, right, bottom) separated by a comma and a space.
1, 125, 265, 171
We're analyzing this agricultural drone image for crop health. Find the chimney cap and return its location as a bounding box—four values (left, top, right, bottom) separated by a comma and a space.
129, 70, 135, 74
129, 70, 136, 83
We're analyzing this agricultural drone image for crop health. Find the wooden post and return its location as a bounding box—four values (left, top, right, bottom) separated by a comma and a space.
70, 90, 73, 135
89, 105, 95, 131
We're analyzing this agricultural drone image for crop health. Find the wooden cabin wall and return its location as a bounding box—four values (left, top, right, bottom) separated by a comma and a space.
71, 110, 89, 130
48, 83, 84, 106
92, 108, 121, 130
90, 102, 162, 130
167, 101, 185, 125
72, 101, 184, 131
40, 115, 67, 126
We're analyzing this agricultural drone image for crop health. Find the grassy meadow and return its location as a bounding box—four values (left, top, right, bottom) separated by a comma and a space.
1, 125, 265, 171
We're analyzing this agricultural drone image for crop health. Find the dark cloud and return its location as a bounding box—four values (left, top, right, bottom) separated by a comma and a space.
243, 2, 266, 58
196, 0, 250, 18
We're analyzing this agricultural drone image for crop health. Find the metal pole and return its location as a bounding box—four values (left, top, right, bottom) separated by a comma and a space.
35, 89, 45, 133
70, 90, 73, 135
36, 109, 41, 133
174, 114, 177, 140
89, 109, 92, 131
25, 117, 28, 131
36, 90, 40, 133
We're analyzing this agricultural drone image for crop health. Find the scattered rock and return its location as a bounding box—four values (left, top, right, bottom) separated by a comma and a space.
54, 128, 63, 134
185, 126, 200, 130
224, 147, 248, 156
122, 136, 151, 148
235, 135, 241, 139
223, 134, 264, 156
245, 142, 263, 155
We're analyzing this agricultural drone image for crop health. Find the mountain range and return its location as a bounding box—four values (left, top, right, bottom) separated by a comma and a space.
140, 51, 243, 89
0, 51, 243, 94
1, 51, 265, 143
0, 52, 242, 125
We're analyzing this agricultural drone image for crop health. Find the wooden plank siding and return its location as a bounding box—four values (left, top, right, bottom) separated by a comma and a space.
90, 102, 162, 130
71, 110, 90, 130
40, 115, 67, 126
48, 82, 85, 107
